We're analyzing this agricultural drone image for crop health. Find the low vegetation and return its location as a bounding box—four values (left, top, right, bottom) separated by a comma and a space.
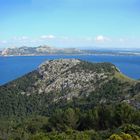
0, 59, 140, 140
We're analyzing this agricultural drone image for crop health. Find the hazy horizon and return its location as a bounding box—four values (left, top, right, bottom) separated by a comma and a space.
0, 44, 140, 52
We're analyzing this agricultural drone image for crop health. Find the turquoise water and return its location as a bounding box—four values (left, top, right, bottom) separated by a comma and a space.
0, 55, 140, 85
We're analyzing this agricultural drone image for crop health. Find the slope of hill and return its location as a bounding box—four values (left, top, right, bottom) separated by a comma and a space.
0, 59, 140, 140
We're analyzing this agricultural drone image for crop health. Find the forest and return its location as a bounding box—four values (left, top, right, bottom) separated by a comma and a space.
0, 60, 140, 140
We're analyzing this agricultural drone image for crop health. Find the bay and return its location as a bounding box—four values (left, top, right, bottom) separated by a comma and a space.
0, 55, 140, 85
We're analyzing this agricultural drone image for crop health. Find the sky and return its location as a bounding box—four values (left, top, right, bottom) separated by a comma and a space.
0, 0, 140, 49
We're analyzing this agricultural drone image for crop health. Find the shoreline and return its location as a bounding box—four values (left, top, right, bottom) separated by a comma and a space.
1, 53, 140, 57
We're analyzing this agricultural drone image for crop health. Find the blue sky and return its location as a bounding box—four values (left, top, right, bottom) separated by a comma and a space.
0, 0, 140, 49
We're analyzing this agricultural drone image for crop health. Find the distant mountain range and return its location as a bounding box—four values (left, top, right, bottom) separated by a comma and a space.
1, 45, 140, 56
0, 45, 83, 56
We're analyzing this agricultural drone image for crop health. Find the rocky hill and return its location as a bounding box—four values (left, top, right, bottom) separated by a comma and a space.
1, 59, 118, 96
1, 59, 140, 108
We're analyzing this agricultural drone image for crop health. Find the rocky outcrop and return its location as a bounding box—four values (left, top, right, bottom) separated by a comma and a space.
1, 59, 139, 107
20, 59, 116, 101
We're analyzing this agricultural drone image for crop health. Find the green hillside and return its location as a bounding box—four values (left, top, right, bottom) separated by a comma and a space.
0, 59, 140, 140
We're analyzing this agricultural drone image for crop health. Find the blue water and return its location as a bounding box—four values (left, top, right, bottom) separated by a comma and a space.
0, 55, 140, 85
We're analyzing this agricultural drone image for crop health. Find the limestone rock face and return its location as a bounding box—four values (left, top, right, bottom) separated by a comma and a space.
25, 59, 115, 101
38, 59, 81, 81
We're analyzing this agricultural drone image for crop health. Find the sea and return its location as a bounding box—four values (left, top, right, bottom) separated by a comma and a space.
0, 55, 140, 85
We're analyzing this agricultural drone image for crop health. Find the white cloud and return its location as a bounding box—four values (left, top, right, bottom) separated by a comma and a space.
20, 36, 28, 40
40, 35, 56, 39
95, 35, 111, 42
1, 35, 140, 49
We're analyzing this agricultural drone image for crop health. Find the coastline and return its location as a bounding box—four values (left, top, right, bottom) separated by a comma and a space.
1, 52, 140, 57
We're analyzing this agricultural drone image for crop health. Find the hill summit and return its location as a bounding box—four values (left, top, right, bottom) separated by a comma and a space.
4, 59, 118, 97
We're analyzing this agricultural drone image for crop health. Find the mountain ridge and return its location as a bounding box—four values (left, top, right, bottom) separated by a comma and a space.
1, 46, 140, 56
0, 45, 83, 56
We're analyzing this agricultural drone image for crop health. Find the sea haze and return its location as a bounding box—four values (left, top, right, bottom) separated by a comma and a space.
0, 55, 140, 85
